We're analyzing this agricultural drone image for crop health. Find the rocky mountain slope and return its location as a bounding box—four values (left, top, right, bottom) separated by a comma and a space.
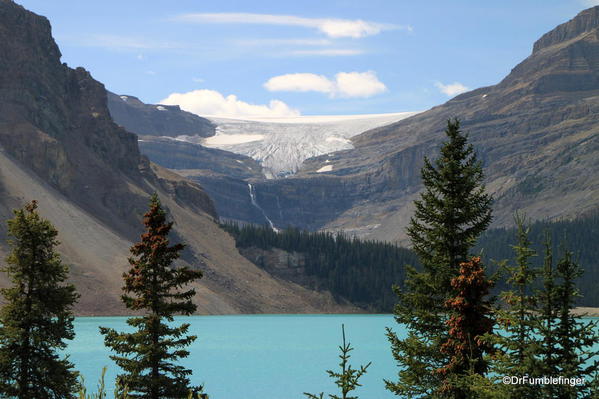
107, 92, 215, 138
0, 0, 354, 315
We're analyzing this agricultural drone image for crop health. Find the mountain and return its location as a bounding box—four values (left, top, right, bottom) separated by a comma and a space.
139, 113, 417, 226
0, 0, 354, 315
107, 92, 215, 138
152, 6, 597, 239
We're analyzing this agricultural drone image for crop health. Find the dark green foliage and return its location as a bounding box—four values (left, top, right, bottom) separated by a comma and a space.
552, 251, 598, 399
304, 324, 371, 399
0, 200, 80, 399
100, 194, 204, 399
475, 209, 599, 306
223, 212, 599, 314
488, 220, 599, 399
221, 222, 418, 311
534, 236, 560, 398
386, 119, 493, 398
489, 216, 542, 399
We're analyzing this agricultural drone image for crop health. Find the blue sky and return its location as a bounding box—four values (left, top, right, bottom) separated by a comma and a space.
15, 0, 599, 117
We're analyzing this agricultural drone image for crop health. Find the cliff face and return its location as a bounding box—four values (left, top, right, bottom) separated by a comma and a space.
107, 92, 216, 138
0, 0, 150, 237
0, 0, 352, 315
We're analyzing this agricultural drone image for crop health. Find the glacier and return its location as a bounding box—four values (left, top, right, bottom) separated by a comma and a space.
173, 112, 418, 178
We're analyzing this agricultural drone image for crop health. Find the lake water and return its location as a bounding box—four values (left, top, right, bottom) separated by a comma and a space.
70, 314, 403, 399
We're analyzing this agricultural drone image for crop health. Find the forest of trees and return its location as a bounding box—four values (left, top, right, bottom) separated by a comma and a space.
475, 210, 599, 306
221, 222, 419, 311
221, 210, 599, 312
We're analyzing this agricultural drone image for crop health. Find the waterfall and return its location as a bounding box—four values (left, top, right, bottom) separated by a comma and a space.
248, 183, 277, 231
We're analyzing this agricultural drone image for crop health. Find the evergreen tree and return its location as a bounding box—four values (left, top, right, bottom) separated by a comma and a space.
386, 119, 493, 398
304, 324, 371, 399
490, 215, 541, 399
438, 257, 495, 398
100, 194, 204, 399
553, 250, 599, 399
534, 236, 559, 398
0, 200, 79, 399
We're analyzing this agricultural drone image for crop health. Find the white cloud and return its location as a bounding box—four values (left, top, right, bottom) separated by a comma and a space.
287, 49, 364, 56
264, 71, 387, 98
335, 71, 387, 97
435, 81, 470, 96
264, 73, 335, 93
173, 13, 405, 38
160, 89, 300, 118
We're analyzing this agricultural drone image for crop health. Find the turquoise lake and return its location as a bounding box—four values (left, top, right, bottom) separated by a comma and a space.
70, 314, 403, 399
70, 314, 599, 398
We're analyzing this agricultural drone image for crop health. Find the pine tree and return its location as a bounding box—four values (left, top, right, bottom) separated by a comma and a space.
100, 194, 204, 399
437, 257, 495, 398
490, 215, 541, 399
553, 250, 599, 399
386, 119, 493, 398
304, 324, 371, 399
534, 235, 559, 398
0, 200, 79, 399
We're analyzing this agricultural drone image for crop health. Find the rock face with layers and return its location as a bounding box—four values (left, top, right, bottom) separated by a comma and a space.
0, 0, 355, 315
107, 92, 216, 138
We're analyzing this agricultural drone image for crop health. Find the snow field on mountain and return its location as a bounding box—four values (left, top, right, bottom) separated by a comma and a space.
187, 112, 417, 178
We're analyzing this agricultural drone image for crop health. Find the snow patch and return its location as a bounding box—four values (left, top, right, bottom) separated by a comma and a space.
325, 136, 350, 144
202, 111, 418, 178
120, 95, 128, 101
317, 165, 333, 173
156, 105, 167, 111
204, 134, 265, 146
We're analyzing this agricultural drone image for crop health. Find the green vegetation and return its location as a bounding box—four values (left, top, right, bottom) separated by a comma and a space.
386, 119, 494, 397
78, 367, 129, 399
100, 194, 205, 399
221, 222, 419, 311
304, 324, 371, 399
475, 210, 599, 306
489, 216, 545, 398
0, 201, 80, 399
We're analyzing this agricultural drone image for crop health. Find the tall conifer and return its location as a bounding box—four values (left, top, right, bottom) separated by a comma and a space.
553, 251, 599, 399
491, 216, 541, 399
386, 119, 493, 398
100, 194, 204, 399
0, 201, 79, 399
